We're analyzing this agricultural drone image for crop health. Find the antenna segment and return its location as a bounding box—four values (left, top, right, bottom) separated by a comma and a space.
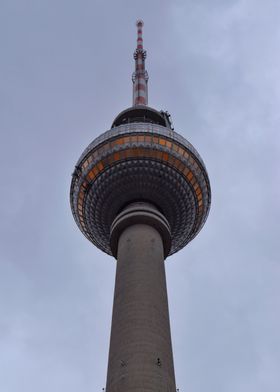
132, 20, 149, 106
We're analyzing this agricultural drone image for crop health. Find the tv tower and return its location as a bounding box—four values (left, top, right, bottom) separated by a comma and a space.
70, 20, 211, 392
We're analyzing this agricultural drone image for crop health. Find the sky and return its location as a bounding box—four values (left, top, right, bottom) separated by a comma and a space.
0, 0, 280, 391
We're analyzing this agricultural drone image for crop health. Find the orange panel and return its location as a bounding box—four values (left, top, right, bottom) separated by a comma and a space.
156, 150, 163, 159
114, 152, 120, 161
168, 155, 175, 165
116, 138, 124, 145
153, 136, 159, 144
107, 155, 114, 164
97, 161, 104, 170
173, 158, 181, 169
190, 176, 196, 185
178, 161, 185, 171
87, 171, 94, 180
166, 140, 172, 148
178, 147, 184, 156
187, 171, 193, 180
144, 148, 152, 157
122, 150, 129, 158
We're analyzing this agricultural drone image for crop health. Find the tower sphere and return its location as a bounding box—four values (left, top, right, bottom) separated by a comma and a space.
70, 104, 211, 257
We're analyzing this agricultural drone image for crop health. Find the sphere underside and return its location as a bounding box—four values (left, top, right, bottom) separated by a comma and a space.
70, 122, 211, 257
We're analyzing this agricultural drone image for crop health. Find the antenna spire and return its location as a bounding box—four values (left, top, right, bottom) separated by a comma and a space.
132, 20, 149, 106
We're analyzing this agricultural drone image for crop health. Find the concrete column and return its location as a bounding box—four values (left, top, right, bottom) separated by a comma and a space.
106, 203, 176, 391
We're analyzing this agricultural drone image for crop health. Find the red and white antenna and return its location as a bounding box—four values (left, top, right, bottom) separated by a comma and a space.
132, 20, 149, 106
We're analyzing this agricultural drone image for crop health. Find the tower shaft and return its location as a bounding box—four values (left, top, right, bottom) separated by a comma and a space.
106, 203, 176, 391
133, 20, 148, 106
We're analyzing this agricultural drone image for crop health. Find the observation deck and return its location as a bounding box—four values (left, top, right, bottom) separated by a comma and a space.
70, 105, 211, 257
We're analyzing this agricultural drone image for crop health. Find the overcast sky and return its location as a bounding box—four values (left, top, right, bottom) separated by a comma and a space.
0, 1, 280, 391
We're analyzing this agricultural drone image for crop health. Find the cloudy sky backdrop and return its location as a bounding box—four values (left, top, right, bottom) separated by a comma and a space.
1, 0, 279, 391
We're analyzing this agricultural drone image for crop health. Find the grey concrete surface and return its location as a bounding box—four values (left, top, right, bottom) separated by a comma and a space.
106, 221, 176, 391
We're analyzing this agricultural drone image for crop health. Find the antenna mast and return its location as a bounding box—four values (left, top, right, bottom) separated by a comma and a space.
132, 20, 149, 106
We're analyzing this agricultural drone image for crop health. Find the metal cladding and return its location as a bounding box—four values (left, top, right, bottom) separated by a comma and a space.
70, 22, 211, 258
